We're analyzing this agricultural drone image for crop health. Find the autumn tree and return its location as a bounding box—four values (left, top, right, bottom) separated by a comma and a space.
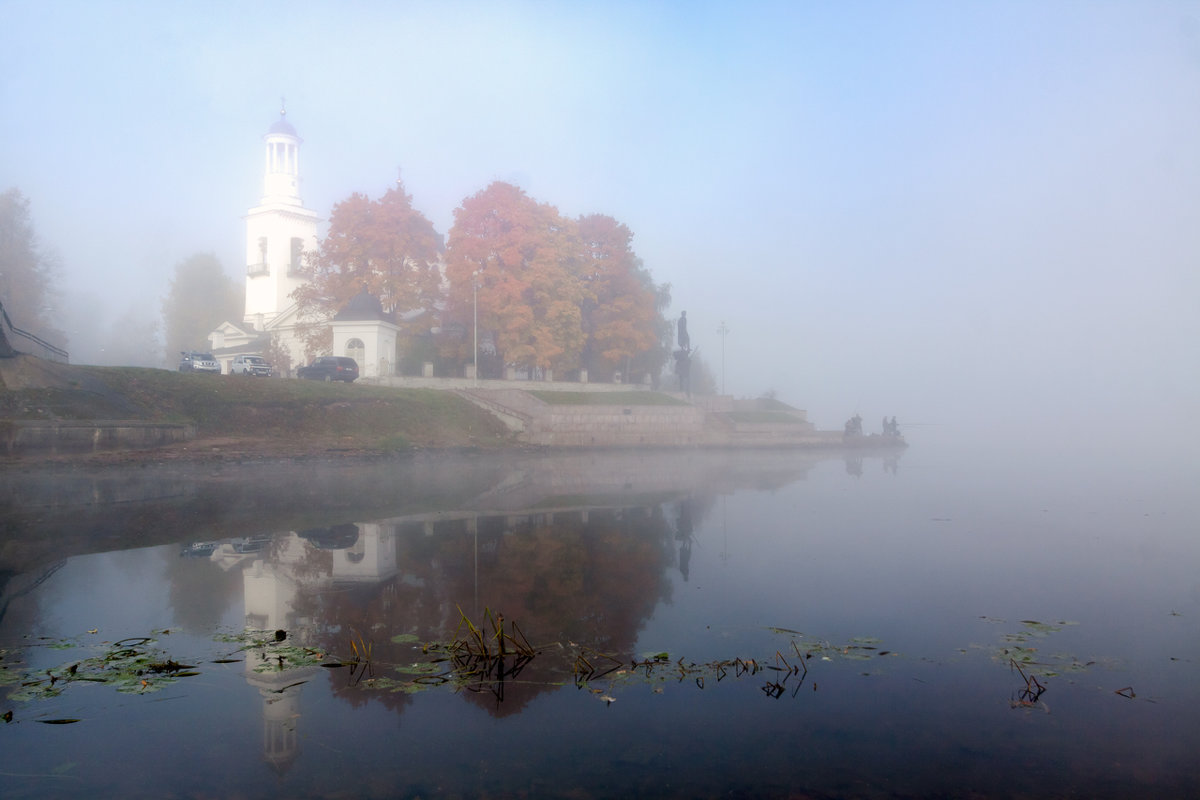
577, 214, 661, 381
0, 188, 65, 347
161, 252, 242, 361
443, 182, 587, 376
293, 181, 442, 360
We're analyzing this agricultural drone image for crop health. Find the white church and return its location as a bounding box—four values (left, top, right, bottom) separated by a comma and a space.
208, 109, 399, 378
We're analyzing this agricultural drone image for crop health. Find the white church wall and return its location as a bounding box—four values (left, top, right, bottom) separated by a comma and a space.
244, 207, 319, 329
332, 320, 399, 379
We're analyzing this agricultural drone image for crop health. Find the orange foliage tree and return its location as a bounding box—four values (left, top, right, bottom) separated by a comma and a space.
443, 183, 669, 380
577, 214, 661, 381
442, 182, 587, 375
292, 181, 442, 359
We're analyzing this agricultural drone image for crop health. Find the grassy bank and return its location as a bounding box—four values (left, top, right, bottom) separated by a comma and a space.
0, 363, 513, 454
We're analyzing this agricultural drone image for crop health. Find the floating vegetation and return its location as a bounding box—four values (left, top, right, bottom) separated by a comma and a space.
989, 619, 1092, 681
1010, 657, 1048, 710
974, 618, 1132, 712
420, 607, 540, 703
390, 633, 421, 644
3, 636, 198, 704
4, 615, 1131, 717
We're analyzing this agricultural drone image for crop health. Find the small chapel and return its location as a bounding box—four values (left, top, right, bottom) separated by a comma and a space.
208, 109, 397, 378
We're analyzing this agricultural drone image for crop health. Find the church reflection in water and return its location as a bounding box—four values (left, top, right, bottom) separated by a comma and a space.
214, 503, 686, 772
236, 524, 400, 773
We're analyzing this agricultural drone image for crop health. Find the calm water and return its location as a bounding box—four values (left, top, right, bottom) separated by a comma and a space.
1, 444, 1197, 798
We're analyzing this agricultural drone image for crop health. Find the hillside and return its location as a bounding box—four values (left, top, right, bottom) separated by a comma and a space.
0, 357, 513, 461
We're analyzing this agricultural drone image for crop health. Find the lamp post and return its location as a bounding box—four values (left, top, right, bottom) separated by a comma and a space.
717, 321, 729, 395
472, 271, 479, 387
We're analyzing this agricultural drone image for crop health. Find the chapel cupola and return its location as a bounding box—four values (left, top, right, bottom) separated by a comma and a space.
262, 105, 303, 205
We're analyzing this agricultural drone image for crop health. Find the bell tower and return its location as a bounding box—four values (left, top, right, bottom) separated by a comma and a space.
243, 104, 320, 331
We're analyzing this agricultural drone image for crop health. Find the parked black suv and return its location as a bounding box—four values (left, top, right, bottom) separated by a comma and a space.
297, 356, 359, 382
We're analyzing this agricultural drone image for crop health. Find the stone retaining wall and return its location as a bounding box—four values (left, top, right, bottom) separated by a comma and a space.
370, 375, 654, 393
453, 388, 849, 448
527, 403, 707, 447
1, 420, 194, 456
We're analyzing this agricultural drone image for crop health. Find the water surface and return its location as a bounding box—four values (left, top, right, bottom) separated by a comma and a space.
1, 445, 1196, 798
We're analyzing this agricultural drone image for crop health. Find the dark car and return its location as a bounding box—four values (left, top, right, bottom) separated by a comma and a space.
297, 356, 359, 382
231, 354, 273, 377
179, 351, 221, 373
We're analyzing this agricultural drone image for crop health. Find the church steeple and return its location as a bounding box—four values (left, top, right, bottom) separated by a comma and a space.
244, 104, 319, 333
262, 103, 302, 205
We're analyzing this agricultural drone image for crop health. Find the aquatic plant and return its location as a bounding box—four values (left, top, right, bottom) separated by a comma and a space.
3, 636, 197, 704
3, 614, 1135, 720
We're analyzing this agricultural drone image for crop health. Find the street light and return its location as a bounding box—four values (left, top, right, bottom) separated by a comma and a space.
472, 271, 479, 387
717, 321, 729, 395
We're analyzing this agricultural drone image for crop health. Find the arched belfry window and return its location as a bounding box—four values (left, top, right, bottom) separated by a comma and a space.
346, 338, 365, 367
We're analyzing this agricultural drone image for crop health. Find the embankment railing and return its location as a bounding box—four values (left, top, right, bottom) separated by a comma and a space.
0, 298, 69, 363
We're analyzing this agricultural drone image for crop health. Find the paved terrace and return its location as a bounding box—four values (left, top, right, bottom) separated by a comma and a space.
364, 373, 841, 448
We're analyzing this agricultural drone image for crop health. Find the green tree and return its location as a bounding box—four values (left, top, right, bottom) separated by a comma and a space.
0, 188, 65, 347
161, 253, 241, 362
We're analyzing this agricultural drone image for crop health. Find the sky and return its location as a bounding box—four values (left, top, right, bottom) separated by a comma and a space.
2, 0, 1197, 450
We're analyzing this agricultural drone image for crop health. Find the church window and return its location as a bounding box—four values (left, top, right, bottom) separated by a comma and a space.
248, 237, 269, 277
289, 238, 303, 275
346, 338, 365, 367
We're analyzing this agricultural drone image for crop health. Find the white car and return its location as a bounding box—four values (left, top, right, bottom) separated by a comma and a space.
230, 354, 273, 377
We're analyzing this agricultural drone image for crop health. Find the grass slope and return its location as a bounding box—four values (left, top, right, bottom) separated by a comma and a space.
1, 365, 513, 453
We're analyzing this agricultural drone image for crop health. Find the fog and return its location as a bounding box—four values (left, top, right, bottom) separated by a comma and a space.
2, 1, 1197, 453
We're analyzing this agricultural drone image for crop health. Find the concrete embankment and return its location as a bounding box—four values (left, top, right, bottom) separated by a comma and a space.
455, 388, 855, 449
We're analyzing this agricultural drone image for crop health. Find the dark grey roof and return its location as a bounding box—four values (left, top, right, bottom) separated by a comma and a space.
334, 288, 392, 322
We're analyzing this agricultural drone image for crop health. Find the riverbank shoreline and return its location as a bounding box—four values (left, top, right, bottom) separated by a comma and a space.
0, 356, 904, 466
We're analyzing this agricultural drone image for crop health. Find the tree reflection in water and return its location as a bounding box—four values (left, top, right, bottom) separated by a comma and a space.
250, 505, 682, 716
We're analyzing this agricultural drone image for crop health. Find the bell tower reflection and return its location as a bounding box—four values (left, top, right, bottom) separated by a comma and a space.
234, 523, 400, 773
241, 534, 317, 775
